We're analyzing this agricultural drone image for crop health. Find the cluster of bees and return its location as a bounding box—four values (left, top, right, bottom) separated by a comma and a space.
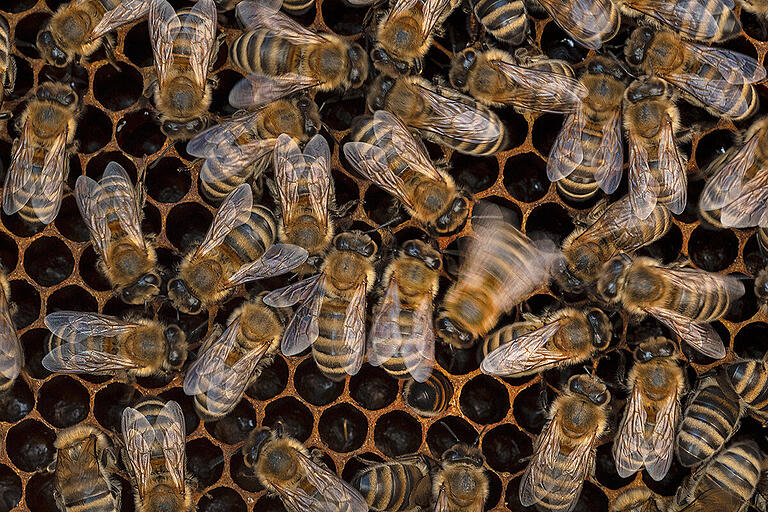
0, 0, 766, 509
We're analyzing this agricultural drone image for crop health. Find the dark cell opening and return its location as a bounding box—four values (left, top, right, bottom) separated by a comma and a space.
146, 157, 191, 203
263, 396, 313, 443
124, 21, 153, 68
459, 374, 509, 424
688, 225, 738, 271
54, 195, 90, 242
452, 153, 499, 194
247, 355, 289, 401
197, 487, 247, 512
0, 379, 34, 424
38, 376, 89, 428
75, 106, 113, 154
116, 109, 166, 157
294, 358, 344, 406
504, 153, 550, 203
426, 416, 477, 459
7, 419, 55, 472
206, 400, 257, 445
24, 236, 74, 287
47, 284, 98, 313
94, 382, 136, 432
94, 62, 144, 111
187, 438, 224, 488
318, 403, 367, 452
0, 464, 21, 512
166, 202, 213, 251
374, 410, 422, 457
482, 424, 531, 474
9, 279, 40, 328
513, 383, 549, 435
349, 365, 398, 410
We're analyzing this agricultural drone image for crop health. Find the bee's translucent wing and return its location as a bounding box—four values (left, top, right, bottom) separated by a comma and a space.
44, 311, 140, 342
228, 244, 309, 286
229, 73, 320, 109
183, 319, 241, 395
121, 406, 156, 498
0, 288, 21, 383
155, 401, 187, 492
149, 0, 181, 87
91, 0, 151, 40
480, 319, 568, 377
195, 183, 253, 258
185, 0, 217, 89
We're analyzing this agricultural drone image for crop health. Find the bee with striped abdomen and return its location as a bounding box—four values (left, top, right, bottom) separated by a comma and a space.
0, 269, 22, 394
613, 337, 685, 481
0, 15, 15, 105
75, 162, 161, 305
344, 111, 471, 236
726, 357, 768, 421
449, 47, 586, 114
597, 255, 744, 359
618, 0, 740, 43
122, 399, 192, 512
230, 0, 368, 92
676, 373, 742, 467
366, 75, 507, 156
547, 56, 626, 203
471, 0, 528, 45
531, 0, 619, 50
149, 0, 218, 140
2, 82, 79, 225
403, 369, 452, 417
555, 195, 673, 291
480, 307, 611, 379
52, 426, 121, 512
352, 454, 435, 511
367, 240, 441, 382
183, 293, 288, 420
622, 76, 688, 219
187, 74, 321, 204
42, 311, 188, 379
264, 231, 377, 381
243, 427, 368, 512
520, 374, 611, 512
168, 184, 308, 314
624, 28, 765, 121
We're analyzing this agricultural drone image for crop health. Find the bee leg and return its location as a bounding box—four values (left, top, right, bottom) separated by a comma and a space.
102, 36, 121, 71
4, 55, 16, 93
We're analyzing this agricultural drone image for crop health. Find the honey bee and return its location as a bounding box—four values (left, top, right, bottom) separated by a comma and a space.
676, 373, 742, 467
74, 162, 161, 305
351, 454, 434, 511
520, 374, 611, 512
149, 0, 218, 140
402, 369, 452, 417
183, 293, 288, 420
618, 0, 740, 42
345, 110, 471, 236
432, 444, 488, 512
263, 231, 376, 380
480, 307, 611, 379
121, 399, 192, 512
471, 0, 528, 45
349, 0, 460, 76
36, 0, 149, 67
42, 311, 188, 378
168, 183, 308, 314
556, 195, 673, 291
2, 82, 79, 225
437, 209, 556, 349
0, 270, 22, 393
448, 47, 587, 114
0, 15, 16, 105
726, 358, 768, 421
699, 117, 768, 229
52, 426, 121, 512
622, 76, 688, 219
242, 427, 368, 511
187, 73, 321, 204
613, 337, 685, 481
669, 440, 764, 512
597, 255, 744, 359
547, 56, 626, 203
611, 484, 668, 512
366, 240, 441, 382
532, 0, 619, 49
624, 28, 766, 121
737, 0, 768, 16
230, 0, 368, 92
366, 75, 507, 156
757, 268, 768, 313
272, 133, 335, 275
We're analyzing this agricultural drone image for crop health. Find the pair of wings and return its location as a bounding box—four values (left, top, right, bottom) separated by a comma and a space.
539, 0, 618, 50
547, 104, 624, 199
625, 0, 739, 42
121, 401, 187, 500
520, 413, 598, 512
264, 272, 367, 376
74, 162, 147, 267
488, 58, 587, 113
613, 380, 680, 481
480, 318, 575, 378
149, 0, 217, 90
640, 266, 744, 360
42, 311, 147, 374
700, 131, 768, 228
627, 116, 687, 220
274, 133, 332, 233
90, 0, 150, 41
659, 42, 766, 119
367, 274, 435, 382
188, 184, 309, 287
274, 448, 368, 512
2, 116, 69, 224
344, 110, 446, 214
0, 285, 21, 385
236, 0, 330, 48
183, 317, 272, 416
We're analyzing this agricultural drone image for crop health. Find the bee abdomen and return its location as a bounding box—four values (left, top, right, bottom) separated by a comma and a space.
472, 0, 528, 45
403, 370, 452, 417
727, 360, 768, 413
701, 441, 763, 501
672, 0, 740, 41
223, 205, 278, 267
281, 0, 314, 15
534, 458, 584, 511
759, 227, 768, 256
230, 31, 297, 76
677, 379, 741, 467
314, 300, 353, 381
353, 462, 427, 511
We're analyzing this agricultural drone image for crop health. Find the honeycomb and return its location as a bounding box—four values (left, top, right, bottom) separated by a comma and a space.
0, 0, 767, 510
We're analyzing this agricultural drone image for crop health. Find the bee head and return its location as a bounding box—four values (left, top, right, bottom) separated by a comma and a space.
586, 56, 625, 82
625, 27, 654, 67
367, 75, 396, 111
448, 48, 478, 91
168, 278, 202, 314
437, 315, 474, 349
333, 231, 377, 258
635, 338, 676, 363
121, 272, 161, 305
431, 194, 470, 236
625, 76, 667, 103
568, 374, 610, 406
163, 325, 187, 370
242, 427, 276, 469
295, 95, 321, 136
36, 29, 69, 67
442, 444, 484, 467
161, 118, 206, 140
37, 83, 78, 107
597, 254, 632, 302
347, 43, 369, 89
586, 308, 611, 349
402, 240, 442, 270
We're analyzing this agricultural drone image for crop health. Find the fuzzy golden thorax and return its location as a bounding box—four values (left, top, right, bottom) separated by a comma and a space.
234, 301, 285, 348
137, 482, 192, 512
252, 436, 308, 493
258, 97, 321, 141
155, 73, 211, 140
438, 284, 499, 348
23, 83, 80, 146
378, 9, 430, 61
169, 252, 234, 313
37, 0, 107, 66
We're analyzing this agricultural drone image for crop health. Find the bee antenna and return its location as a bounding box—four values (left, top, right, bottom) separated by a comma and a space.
275, 420, 285, 437
148, 144, 174, 168
610, 54, 638, 80
473, 425, 488, 447
441, 422, 461, 444
365, 216, 404, 233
